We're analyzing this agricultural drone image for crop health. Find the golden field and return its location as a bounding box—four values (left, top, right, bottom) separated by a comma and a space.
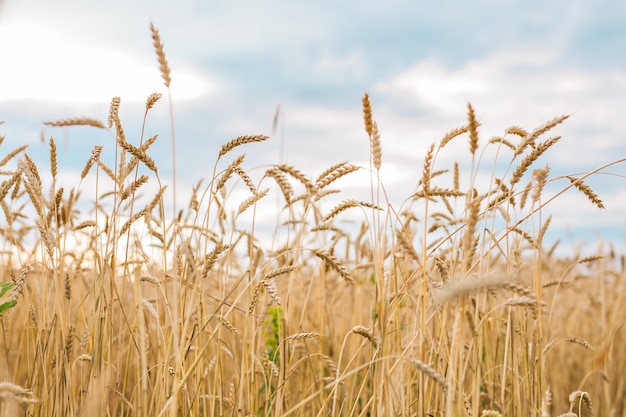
0, 24, 625, 417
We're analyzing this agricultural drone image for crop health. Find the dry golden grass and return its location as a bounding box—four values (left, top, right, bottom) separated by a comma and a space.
1, 23, 625, 417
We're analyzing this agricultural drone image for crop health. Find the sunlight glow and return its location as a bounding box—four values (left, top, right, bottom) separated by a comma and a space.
0, 18, 213, 103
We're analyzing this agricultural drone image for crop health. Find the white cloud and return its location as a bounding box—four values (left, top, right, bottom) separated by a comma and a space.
0, 18, 215, 103
375, 48, 626, 169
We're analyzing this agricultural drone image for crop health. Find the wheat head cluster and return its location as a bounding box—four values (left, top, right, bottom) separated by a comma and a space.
0, 23, 625, 417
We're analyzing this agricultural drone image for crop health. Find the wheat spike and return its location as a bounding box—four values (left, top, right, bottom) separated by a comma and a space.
214, 315, 238, 333
202, 240, 229, 278
461, 193, 482, 272
44, 117, 106, 129
324, 199, 381, 222
566, 176, 605, 209
565, 336, 593, 349
107, 96, 121, 128
510, 136, 561, 188
276, 164, 315, 193
506, 126, 529, 137
541, 387, 552, 417
351, 325, 378, 348
313, 249, 353, 283
120, 175, 150, 201
263, 265, 298, 280
265, 167, 293, 204
467, 103, 480, 154
361, 92, 382, 169
48, 137, 58, 180
568, 391, 593, 416
362, 92, 374, 136
0, 382, 39, 406
117, 137, 158, 173
286, 332, 320, 341
233, 166, 257, 195
531, 165, 550, 203
489, 136, 517, 151
145, 92, 162, 111
219, 135, 268, 158
412, 358, 448, 391
0, 171, 20, 201
215, 154, 245, 192
440, 125, 469, 149
369, 120, 382, 170
238, 188, 269, 215
527, 114, 570, 144
315, 163, 359, 190
150, 22, 171, 88
80, 146, 103, 180
0, 145, 29, 169
420, 144, 435, 194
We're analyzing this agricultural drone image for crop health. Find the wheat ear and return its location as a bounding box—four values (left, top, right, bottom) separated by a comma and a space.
219, 135, 268, 159
150, 22, 171, 88
566, 176, 605, 209
44, 117, 106, 128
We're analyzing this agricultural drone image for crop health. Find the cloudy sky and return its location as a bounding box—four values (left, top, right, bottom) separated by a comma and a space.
0, 0, 625, 255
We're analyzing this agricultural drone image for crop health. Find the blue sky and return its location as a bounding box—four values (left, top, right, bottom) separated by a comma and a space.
0, 0, 625, 254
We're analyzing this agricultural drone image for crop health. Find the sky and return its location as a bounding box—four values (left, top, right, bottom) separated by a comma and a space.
0, 0, 625, 256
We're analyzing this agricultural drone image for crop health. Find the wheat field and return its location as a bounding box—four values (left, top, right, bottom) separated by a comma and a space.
0, 23, 625, 417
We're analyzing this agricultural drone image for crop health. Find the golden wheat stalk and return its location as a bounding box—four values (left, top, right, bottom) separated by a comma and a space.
395, 228, 420, 263
150, 22, 171, 88
120, 175, 150, 202
351, 325, 378, 349
467, 103, 480, 154
566, 176, 605, 209
276, 164, 315, 193
19, 159, 44, 217
324, 199, 381, 222
218, 135, 268, 158
489, 136, 517, 151
0, 171, 20, 201
412, 358, 448, 391
461, 194, 482, 271
0, 382, 39, 406
214, 315, 238, 333
117, 137, 158, 173
315, 162, 359, 190
0, 145, 28, 169
541, 387, 552, 417
238, 188, 269, 215
565, 336, 593, 350
526, 114, 570, 145
506, 125, 529, 137
214, 154, 245, 192
370, 120, 382, 170
44, 117, 106, 129
510, 136, 561, 187
262, 265, 298, 281
531, 165, 549, 203
145, 92, 162, 111
362, 92, 374, 136
313, 249, 353, 283
439, 126, 469, 149
362, 93, 382, 169
568, 391, 593, 417
202, 240, 229, 278
233, 166, 257, 195
284, 332, 319, 343
80, 146, 103, 180
265, 167, 294, 204
107, 96, 121, 128
420, 144, 435, 194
